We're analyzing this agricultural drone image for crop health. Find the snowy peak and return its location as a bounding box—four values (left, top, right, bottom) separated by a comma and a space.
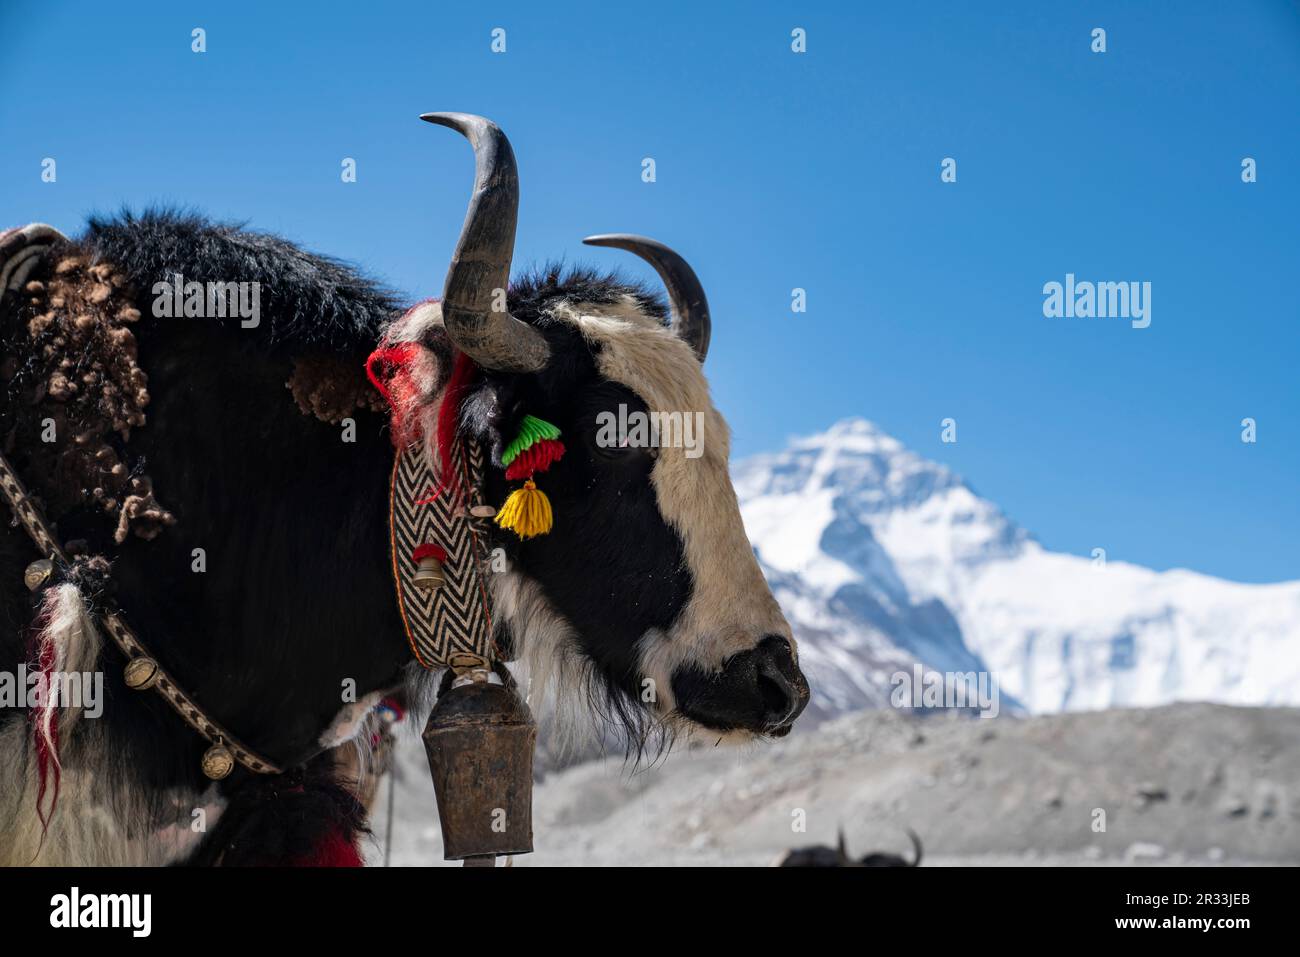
736, 417, 960, 508
737, 418, 1026, 583
736, 419, 1300, 717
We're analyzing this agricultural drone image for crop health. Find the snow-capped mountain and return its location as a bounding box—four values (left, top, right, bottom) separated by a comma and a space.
734, 419, 1300, 717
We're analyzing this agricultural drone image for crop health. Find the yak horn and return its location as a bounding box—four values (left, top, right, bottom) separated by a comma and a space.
421, 112, 550, 373
582, 234, 711, 363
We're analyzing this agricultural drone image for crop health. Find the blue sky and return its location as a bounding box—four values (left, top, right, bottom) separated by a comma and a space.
2, 1, 1297, 583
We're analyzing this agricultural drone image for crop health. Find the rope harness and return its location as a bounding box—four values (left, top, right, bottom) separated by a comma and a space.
0, 446, 283, 778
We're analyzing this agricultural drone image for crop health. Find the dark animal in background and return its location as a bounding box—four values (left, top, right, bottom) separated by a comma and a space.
0, 113, 810, 865
778, 829, 923, 867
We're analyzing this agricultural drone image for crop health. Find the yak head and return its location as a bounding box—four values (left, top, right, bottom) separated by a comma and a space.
418, 114, 810, 749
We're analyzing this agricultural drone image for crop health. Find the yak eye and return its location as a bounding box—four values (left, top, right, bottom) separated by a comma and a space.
588, 408, 659, 461
593, 435, 631, 458
592, 430, 657, 460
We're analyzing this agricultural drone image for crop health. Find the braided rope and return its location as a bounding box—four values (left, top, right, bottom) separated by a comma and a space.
0, 447, 281, 775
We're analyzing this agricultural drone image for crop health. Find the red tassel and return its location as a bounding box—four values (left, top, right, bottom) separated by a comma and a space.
505, 438, 565, 481
415, 350, 479, 506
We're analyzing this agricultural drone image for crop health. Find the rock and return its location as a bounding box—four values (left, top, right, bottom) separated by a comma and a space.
1125, 842, 1165, 862
1257, 793, 1277, 820
1221, 798, 1249, 818
1135, 783, 1168, 802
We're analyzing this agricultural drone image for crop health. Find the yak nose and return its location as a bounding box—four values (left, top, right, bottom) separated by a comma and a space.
671, 635, 811, 735
753, 636, 810, 731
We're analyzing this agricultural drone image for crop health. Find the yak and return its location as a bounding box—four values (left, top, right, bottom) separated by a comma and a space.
0, 113, 810, 865
778, 829, 924, 868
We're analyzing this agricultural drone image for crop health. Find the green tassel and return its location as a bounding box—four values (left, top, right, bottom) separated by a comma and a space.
502, 415, 562, 466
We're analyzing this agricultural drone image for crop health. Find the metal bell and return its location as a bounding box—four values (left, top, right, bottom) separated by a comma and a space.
123, 656, 160, 690
24, 559, 54, 592
201, 742, 235, 780
413, 554, 446, 589
422, 676, 536, 862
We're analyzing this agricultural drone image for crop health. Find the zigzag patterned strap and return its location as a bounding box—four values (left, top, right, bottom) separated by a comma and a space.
0, 447, 281, 776
389, 435, 495, 670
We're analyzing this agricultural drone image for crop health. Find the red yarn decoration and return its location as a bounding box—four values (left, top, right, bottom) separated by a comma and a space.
288, 829, 364, 867
430, 351, 478, 503
504, 438, 565, 481
30, 622, 60, 833
364, 341, 423, 444
412, 543, 447, 563
377, 695, 406, 723
367, 316, 481, 508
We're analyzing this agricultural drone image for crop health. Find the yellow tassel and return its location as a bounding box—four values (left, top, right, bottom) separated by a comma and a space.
495, 480, 553, 539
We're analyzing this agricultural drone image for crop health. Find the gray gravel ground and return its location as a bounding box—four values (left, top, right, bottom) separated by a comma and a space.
365, 702, 1299, 867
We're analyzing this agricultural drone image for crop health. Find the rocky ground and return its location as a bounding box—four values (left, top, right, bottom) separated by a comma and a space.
364, 702, 1299, 866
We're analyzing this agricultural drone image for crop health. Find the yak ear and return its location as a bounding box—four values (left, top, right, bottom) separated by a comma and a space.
457, 370, 526, 469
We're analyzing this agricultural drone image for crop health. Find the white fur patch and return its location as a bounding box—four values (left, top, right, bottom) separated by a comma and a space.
0, 585, 217, 865
318, 690, 387, 749
490, 569, 593, 751
550, 298, 796, 704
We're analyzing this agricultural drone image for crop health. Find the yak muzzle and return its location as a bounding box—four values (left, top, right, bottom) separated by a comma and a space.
672, 636, 810, 736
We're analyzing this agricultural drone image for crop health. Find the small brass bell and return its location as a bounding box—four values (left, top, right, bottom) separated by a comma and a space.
412, 543, 447, 590
24, 559, 54, 592
123, 656, 160, 690
201, 742, 235, 780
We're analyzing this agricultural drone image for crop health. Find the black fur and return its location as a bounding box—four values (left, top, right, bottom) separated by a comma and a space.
1, 210, 410, 838
181, 752, 368, 866
463, 270, 691, 758
778, 830, 924, 867
507, 265, 667, 326
85, 208, 400, 355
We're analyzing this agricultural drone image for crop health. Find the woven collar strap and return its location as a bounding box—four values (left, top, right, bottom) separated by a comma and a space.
0, 448, 281, 778
389, 433, 496, 671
